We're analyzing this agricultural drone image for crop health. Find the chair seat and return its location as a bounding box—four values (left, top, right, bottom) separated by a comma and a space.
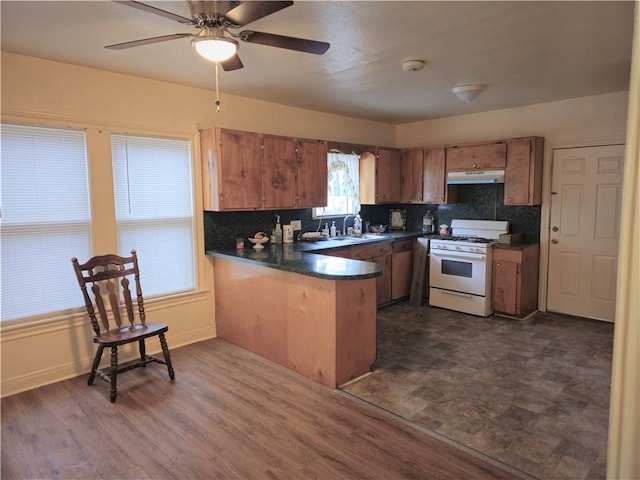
94, 322, 169, 347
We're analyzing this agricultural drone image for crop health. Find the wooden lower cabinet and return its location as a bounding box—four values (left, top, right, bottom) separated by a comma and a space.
391, 239, 413, 300
214, 258, 376, 388
349, 242, 392, 306
492, 244, 540, 318
322, 239, 415, 306
373, 254, 392, 305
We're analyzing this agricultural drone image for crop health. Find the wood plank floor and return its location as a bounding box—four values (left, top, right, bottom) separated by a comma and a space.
1, 338, 522, 479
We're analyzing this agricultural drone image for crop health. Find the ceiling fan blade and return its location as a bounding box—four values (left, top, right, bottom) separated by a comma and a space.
105, 33, 194, 50
220, 54, 244, 72
239, 31, 330, 55
113, 1, 194, 25
224, 1, 293, 27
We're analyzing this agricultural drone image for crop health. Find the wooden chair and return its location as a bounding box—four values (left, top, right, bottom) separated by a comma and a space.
71, 250, 175, 403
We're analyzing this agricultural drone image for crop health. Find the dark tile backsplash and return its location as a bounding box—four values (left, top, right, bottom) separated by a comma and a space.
204, 184, 541, 250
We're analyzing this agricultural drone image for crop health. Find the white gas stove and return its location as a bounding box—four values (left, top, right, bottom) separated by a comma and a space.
429, 219, 509, 316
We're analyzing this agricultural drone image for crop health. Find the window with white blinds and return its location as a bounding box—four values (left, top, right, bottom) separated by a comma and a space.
1, 124, 92, 322
111, 134, 195, 297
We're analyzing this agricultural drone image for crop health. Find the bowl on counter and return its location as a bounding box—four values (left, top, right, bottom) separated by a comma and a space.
248, 232, 269, 249
369, 224, 388, 234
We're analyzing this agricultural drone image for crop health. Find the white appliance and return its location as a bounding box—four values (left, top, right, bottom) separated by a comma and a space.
429, 219, 509, 316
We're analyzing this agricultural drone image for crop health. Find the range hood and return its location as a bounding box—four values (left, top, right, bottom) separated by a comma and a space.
447, 169, 505, 185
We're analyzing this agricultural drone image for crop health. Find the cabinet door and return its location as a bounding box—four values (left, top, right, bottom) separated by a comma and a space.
492, 260, 519, 315
200, 127, 220, 210
297, 139, 327, 208
401, 150, 424, 203
505, 137, 543, 206
376, 148, 402, 203
446, 143, 506, 171
219, 129, 263, 209
392, 249, 413, 300
423, 147, 447, 204
262, 135, 297, 209
374, 253, 392, 305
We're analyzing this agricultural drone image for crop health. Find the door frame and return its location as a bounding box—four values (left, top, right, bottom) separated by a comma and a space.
538, 136, 626, 313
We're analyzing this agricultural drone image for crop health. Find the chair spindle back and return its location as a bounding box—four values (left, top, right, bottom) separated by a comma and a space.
72, 250, 146, 335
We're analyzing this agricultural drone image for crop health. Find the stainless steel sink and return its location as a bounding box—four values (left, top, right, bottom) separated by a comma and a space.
331, 235, 384, 242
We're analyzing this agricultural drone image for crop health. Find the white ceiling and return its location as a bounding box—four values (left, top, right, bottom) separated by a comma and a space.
0, 1, 635, 124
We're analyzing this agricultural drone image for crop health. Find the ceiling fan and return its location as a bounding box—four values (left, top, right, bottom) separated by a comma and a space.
105, 0, 330, 71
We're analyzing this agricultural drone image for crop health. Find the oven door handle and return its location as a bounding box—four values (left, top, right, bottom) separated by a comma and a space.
431, 251, 486, 260
440, 290, 474, 298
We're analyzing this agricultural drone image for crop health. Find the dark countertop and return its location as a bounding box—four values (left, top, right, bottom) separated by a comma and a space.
207, 231, 436, 281
493, 242, 540, 250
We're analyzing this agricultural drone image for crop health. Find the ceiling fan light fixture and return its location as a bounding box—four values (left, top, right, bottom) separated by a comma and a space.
452, 84, 486, 103
192, 35, 238, 62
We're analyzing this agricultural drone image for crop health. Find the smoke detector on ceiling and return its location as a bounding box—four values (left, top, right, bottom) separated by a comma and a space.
402, 60, 425, 72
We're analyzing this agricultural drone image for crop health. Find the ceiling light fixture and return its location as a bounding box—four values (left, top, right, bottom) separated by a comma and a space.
402, 60, 426, 72
191, 28, 239, 62
452, 84, 486, 103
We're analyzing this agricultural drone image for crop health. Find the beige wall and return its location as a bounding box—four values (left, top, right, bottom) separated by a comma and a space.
0, 52, 396, 145
397, 91, 629, 148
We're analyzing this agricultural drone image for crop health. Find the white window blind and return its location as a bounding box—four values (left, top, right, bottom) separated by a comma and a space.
1, 124, 91, 322
111, 134, 194, 297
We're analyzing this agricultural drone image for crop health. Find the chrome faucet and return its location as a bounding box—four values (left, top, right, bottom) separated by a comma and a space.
342, 214, 355, 237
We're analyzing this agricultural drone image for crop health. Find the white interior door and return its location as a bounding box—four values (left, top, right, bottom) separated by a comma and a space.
547, 144, 625, 321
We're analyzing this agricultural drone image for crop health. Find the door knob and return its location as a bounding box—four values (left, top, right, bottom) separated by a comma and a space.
551, 239, 558, 244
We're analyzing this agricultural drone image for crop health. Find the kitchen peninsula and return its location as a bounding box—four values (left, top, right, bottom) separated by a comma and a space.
207, 238, 388, 388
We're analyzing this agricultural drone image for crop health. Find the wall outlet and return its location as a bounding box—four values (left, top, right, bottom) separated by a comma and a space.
290, 220, 302, 231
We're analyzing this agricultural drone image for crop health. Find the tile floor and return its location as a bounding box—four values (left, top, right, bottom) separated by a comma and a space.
341, 301, 614, 480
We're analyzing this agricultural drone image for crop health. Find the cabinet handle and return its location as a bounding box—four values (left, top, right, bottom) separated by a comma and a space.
496, 263, 501, 267
507, 197, 513, 202
472, 163, 478, 168
551, 239, 558, 244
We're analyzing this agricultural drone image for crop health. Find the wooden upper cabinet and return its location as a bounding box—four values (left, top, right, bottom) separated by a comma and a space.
201, 128, 263, 211
262, 135, 297, 209
505, 136, 544, 205
423, 147, 448, 204
201, 127, 329, 211
361, 147, 401, 204
297, 139, 328, 208
446, 142, 507, 171
400, 149, 424, 203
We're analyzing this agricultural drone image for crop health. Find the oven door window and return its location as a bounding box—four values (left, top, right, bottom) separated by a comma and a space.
441, 259, 473, 278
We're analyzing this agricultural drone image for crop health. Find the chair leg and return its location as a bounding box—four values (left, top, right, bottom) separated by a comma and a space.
159, 333, 175, 381
110, 346, 118, 403
139, 339, 146, 366
88, 345, 104, 385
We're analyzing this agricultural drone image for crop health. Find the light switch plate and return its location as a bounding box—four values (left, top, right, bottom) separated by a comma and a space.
290, 220, 302, 230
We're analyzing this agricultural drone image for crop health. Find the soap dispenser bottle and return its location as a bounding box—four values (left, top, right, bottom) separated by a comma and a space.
353, 215, 362, 236
330, 221, 337, 237
274, 215, 283, 244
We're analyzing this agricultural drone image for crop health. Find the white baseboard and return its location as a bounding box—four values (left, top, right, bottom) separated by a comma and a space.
1, 327, 215, 398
